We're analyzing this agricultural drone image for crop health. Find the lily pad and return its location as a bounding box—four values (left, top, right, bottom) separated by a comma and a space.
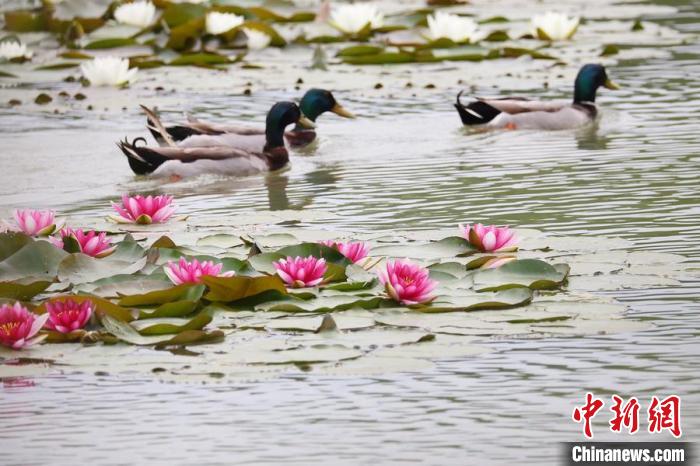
472, 259, 570, 291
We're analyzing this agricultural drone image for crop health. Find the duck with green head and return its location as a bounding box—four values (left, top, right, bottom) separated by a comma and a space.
118, 101, 314, 178
144, 88, 355, 148
454, 64, 620, 130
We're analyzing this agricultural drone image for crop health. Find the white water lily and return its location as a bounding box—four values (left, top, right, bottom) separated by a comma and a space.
205, 12, 245, 35
329, 3, 383, 34
80, 56, 137, 87
113, 1, 157, 28
243, 28, 271, 50
0, 41, 32, 60
531, 11, 580, 41
426, 12, 484, 43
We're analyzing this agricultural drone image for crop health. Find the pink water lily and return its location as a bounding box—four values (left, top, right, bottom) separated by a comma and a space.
111, 194, 176, 225
165, 257, 235, 285
13, 209, 57, 236
320, 240, 370, 264
461, 223, 518, 252
273, 255, 327, 288
378, 259, 437, 306
56, 228, 115, 258
0, 302, 49, 349
44, 299, 93, 334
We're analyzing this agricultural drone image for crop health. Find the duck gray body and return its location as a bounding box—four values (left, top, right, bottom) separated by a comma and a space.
455, 64, 619, 130
118, 102, 310, 178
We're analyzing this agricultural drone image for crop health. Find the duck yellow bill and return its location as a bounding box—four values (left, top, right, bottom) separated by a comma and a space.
604, 79, 620, 90
331, 103, 356, 119
298, 115, 316, 129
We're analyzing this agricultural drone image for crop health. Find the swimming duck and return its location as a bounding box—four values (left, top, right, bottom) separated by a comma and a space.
454, 64, 620, 130
145, 88, 354, 148
118, 101, 314, 178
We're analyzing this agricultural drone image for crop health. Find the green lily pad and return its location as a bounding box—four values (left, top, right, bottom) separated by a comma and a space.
423, 288, 534, 313
0, 233, 32, 262
373, 236, 476, 260
472, 259, 570, 291
0, 280, 51, 300
132, 311, 212, 335
84, 37, 137, 49
102, 315, 222, 346
256, 294, 384, 313
57, 254, 147, 285
0, 239, 68, 281
118, 284, 206, 307
203, 275, 287, 303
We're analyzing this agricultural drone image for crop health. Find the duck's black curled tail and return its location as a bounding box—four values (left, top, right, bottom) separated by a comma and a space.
117, 137, 168, 175
454, 91, 501, 125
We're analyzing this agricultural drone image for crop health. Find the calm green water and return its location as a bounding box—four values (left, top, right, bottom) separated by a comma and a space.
1, 1, 699, 465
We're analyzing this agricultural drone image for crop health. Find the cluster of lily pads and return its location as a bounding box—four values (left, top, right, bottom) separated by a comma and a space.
0, 193, 572, 353
0, 0, 598, 85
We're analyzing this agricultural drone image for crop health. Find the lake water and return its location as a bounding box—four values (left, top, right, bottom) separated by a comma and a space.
0, 0, 699, 464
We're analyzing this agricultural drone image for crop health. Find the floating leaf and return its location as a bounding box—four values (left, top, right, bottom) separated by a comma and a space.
0, 233, 31, 262
0, 280, 50, 300
4, 10, 47, 32
422, 288, 533, 313
342, 51, 415, 65
373, 236, 476, 260
58, 255, 147, 285
472, 259, 570, 291
170, 52, 231, 66
336, 45, 384, 57
256, 294, 384, 313
101, 315, 221, 346
85, 38, 137, 49
203, 275, 287, 303
119, 284, 205, 307
162, 2, 206, 27
0, 240, 68, 281
133, 311, 212, 335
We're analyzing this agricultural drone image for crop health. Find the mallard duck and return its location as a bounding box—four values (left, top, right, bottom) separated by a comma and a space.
454, 64, 620, 130
145, 89, 354, 148
117, 101, 315, 178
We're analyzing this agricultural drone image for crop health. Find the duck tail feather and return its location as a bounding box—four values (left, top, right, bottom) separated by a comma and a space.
140, 104, 176, 147
117, 137, 167, 175
454, 92, 501, 125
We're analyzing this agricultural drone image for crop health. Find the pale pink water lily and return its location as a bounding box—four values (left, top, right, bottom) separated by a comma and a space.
460, 223, 519, 252
164, 257, 235, 285
482, 256, 517, 269
273, 255, 327, 288
320, 240, 370, 264
0, 302, 49, 349
13, 209, 57, 236
378, 259, 437, 306
44, 299, 93, 334
111, 194, 176, 224
55, 228, 116, 258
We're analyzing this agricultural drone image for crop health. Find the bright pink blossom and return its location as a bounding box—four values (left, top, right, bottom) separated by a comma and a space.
460, 223, 518, 252
320, 240, 370, 264
44, 299, 93, 334
273, 255, 327, 288
378, 259, 437, 306
0, 302, 48, 349
56, 228, 115, 258
164, 257, 234, 285
13, 209, 56, 236
111, 194, 176, 224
